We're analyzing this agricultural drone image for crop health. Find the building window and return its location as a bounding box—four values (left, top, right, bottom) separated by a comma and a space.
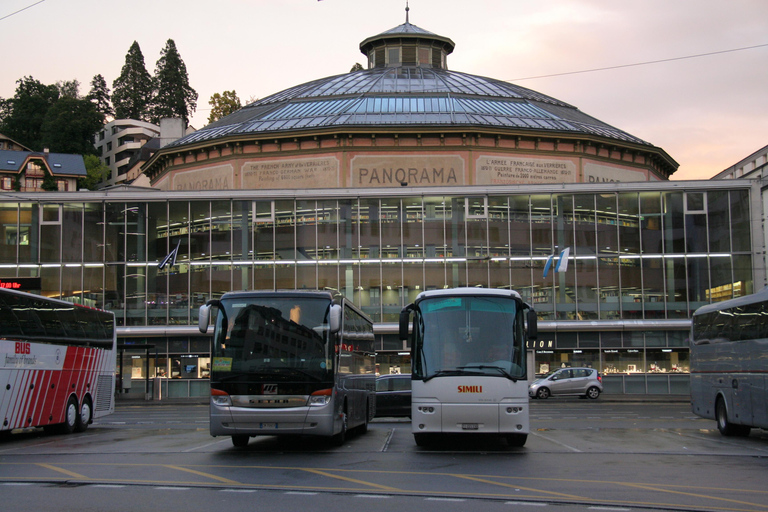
0, 177, 12, 190
418, 47, 430, 66
387, 48, 400, 66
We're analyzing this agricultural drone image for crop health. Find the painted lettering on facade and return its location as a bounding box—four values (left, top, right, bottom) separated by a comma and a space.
584, 162, 647, 183
242, 158, 339, 189
352, 155, 465, 187
476, 155, 576, 185
171, 165, 234, 191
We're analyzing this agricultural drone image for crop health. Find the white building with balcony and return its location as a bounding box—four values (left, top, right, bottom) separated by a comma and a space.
94, 119, 161, 186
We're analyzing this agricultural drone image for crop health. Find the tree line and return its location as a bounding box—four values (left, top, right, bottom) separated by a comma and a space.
0, 39, 201, 188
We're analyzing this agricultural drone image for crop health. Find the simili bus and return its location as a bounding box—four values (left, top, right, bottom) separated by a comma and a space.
400, 288, 537, 447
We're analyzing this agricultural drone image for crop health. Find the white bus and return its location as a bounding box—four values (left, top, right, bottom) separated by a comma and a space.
690, 288, 768, 436
0, 288, 116, 435
199, 290, 375, 447
399, 288, 538, 447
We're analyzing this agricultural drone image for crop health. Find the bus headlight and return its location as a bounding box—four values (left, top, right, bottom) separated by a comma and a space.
211, 388, 232, 406
308, 388, 332, 406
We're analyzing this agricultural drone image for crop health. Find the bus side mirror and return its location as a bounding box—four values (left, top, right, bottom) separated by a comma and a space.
527, 309, 538, 340
199, 299, 221, 334
329, 304, 342, 334
399, 304, 413, 341
199, 305, 211, 333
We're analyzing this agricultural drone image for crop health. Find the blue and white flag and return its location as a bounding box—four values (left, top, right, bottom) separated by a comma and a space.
543, 247, 570, 277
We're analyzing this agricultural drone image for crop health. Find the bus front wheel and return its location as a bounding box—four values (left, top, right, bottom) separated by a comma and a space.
331, 411, 347, 447
232, 435, 249, 448
716, 397, 751, 437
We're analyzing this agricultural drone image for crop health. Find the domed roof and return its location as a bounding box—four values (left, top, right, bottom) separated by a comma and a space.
169, 15, 651, 149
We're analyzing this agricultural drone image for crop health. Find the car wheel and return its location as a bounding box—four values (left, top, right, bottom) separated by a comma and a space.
585, 386, 601, 400
716, 397, 751, 437
536, 387, 550, 399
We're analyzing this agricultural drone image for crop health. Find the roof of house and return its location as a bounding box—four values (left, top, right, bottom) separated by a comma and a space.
0, 150, 87, 177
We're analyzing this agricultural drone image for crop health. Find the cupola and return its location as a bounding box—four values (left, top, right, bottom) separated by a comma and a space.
359, 4, 455, 70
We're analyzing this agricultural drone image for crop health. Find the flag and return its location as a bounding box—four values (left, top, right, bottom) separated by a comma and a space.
555, 247, 570, 273
543, 247, 570, 277
159, 239, 181, 270
542, 254, 555, 278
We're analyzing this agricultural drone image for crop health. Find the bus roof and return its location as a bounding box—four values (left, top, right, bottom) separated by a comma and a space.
414, 287, 524, 304
693, 286, 768, 317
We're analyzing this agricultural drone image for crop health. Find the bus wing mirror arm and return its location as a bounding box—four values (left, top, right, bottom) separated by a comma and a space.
399, 303, 415, 341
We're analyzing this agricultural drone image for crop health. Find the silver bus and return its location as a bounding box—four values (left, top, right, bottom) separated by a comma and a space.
690, 288, 768, 436
400, 288, 537, 447
199, 290, 375, 447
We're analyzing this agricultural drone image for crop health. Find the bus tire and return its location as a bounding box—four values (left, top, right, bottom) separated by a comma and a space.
75, 396, 92, 433
331, 410, 347, 447
60, 396, 78, 435
231, 435, 249, 448
506, 434, 527, 447
413, 433, 433, 447
716, 397, 751, 437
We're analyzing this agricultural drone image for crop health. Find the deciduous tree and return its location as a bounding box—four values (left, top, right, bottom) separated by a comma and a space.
207, 90, 241, 124
0, 76, 59, 150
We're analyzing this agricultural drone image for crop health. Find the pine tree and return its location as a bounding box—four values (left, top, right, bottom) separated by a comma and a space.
87, 74, 114, 122
152, 39, 197, 127
112, 41, 154, 121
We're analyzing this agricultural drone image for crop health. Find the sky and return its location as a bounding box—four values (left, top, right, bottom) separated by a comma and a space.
1, 0, 766, 180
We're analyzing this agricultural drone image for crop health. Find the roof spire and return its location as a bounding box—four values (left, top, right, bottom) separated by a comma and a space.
405, 1, 410, 24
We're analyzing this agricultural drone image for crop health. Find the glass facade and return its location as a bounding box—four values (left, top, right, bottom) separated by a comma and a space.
0, 184, 757, 395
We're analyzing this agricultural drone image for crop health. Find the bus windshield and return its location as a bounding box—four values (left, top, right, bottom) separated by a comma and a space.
212, 297, 334, 382
413, 295, 525, 381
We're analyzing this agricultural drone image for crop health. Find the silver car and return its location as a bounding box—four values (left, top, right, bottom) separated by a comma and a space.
529, 367, 603, 399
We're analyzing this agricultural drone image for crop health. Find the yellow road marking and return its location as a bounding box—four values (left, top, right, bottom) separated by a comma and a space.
35, 463, 89, 480
450, 474, 588, 500
162, 465, 241, 485
622, 482, 768, 510
301, 468, 401, 492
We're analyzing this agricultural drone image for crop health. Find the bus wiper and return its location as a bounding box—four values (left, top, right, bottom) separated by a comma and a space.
424, 368, 482, 382
457, 365, 519, 382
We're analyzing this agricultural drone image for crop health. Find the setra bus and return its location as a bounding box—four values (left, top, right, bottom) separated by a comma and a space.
690, 287, 768, 436
0, 288, 116, 435
198, 290, 375, 447
399, 287, 537, 447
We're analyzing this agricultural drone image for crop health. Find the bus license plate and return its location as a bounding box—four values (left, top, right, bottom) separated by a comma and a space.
461, 423, 479, 430
258, 423, 277, 429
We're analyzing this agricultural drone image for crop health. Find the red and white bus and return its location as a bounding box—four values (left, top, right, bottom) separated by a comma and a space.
0, 288, 116, 434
